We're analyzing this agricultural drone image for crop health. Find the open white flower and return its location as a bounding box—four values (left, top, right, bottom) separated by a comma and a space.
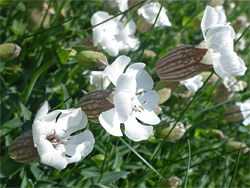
32, 101, 95, 169
91, 11, 122, 56
180, 75, 203, 92
116, 21, 140, 52
199, 5, 247, 78
99, 56, 160, 141
107, 0, 129, 12
236, 99, 250, 126
137, 2, 171, 27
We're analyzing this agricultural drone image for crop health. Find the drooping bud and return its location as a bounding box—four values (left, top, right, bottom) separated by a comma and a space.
0, 43, 21, 62
142, 49, 156, 59
156, 45, 212, 82
28, 3, 54, 32
77, 89, 114, 122
223, 105, 243, 122
212, 84, 234, 103
77, 51, 108, 71
159, 176, 182, 188
158, 122, 186, 141
200, 71, 219, 85
8, 130, 40, 164
157, 88, 172, 104
208, 129, 226, 139
225, 141, 249, 154
136, 15, 153, 34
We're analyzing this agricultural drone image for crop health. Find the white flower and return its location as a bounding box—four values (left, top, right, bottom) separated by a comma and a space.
91, 11, 140, 56
91, 11, 123, 56
116, 21, 140, 52
90, 70, 110, 89
199, 5, 247, 78
180, 75, 203, 92
137, 2, 171, 27
99, 56, 160, 141
32, 101, 95, 169
236, 99, 250, 126
107, 0, 129, 12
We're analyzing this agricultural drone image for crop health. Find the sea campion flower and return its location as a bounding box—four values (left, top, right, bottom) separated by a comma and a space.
198, 5, 247, 78
89, 69, 110, 89
91, 11, 139, 56
137, 2, 171, 34
32, 101, 95, 169
180, 75, 203, 92
99, 56, 160, 141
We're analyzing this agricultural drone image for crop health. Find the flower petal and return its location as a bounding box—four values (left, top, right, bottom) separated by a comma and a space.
35, 101, 49, 121
106, 55, 131, 85
201, 6, 219, 37
99, 108, 123, 136
124, 116, 153, 141
134, 110, 160, 125
138, 90, 159, 111
40, 151, 67, 169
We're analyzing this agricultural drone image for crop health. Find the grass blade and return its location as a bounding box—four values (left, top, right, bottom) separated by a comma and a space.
184, 139, 191, 188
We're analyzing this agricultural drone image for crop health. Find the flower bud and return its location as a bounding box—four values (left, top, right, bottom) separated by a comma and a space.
208, 129, 226, 139
223, 105, 243, 122
212, 84, 234, 103
142, 49, 156, 59
0, 43, 21, 62
159, 122, 186, 141
8, 130, 40, 164
156, 45, 212, 82
77, 89, 114, 122
77, 51, 108, 71
28, 4, 53, 32
225, 141, 249, 154
158, 88, 172, 104
200, 71, 219, 85
159, 176, 182, 188
136, 15, 153, 34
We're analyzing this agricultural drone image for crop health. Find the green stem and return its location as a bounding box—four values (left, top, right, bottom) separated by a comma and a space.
22, 60, 56, 104
184, 139, 191, 188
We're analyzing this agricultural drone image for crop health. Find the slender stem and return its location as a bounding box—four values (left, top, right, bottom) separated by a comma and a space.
228, 142, 242, 188
98, 136, 112, 183
184, 139, 191, 188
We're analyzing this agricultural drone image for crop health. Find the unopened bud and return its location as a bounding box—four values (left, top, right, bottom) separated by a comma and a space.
137, 15, 153, 34
159, 176, 182, 188
77, 51, 108, 71
212, 84, 234, 103
0, 43, 21, 62
156, 45, 211, 82
208, 129, 226, 139
223, 105, 243, 122
77, 89, 114, 122
159, 122, 186, 141
225, 141, 249, 154
223, 76, 247, 92
200, 71, 219, 85
142, 49, 156, 59
158, 88, 172, 104
8, 130, 40, 164
28, 4, 53, 32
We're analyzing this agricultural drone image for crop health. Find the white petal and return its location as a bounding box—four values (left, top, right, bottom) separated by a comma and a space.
90, 71, 110, 89
124, 116, 153, 141
201, 6, 219, 38
40, 151, 67, 169
35, 101, 49, 120
93, 27, 105, 46
138, 90, 159, 111
106, 55, 131, 85
99, 108, 123, 136
125, 21, 137, 35
91, 11, 110, 26
117, 0, 128, 12
134, 110, 160, 125
64, 130, 95, 164
100, 35, 119, 56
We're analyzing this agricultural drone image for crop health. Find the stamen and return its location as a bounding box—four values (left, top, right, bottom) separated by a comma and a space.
136, 91, 144, 98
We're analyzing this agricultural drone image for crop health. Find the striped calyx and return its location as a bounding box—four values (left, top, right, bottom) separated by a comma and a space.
8, 130, 40, 164
77, 89, 114, 123
156, 45, 212, 82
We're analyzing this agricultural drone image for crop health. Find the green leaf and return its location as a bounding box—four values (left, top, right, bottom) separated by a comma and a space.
95, 171, 130, 185
0, 118, 23, 138
0, 154, 25, 178
60, 83, 71, 109
19, 102, 32, 121
112, 147, 122, 170
56, 48, 71, 64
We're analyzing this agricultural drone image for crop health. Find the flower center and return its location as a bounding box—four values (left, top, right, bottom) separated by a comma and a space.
46, 129, 72, 148
132, 92, 147, 113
